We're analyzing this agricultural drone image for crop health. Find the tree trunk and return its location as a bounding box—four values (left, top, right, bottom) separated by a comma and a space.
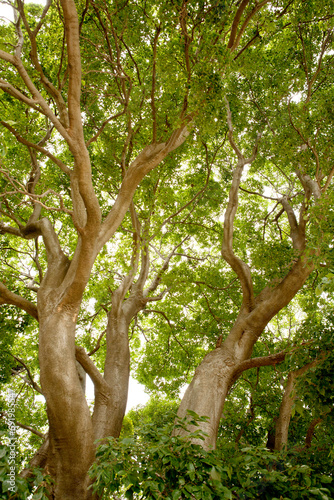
176, 346, 236, 449
274, 359, 322, 451
92, 309, 130, 441
305, 417, 322, 448
177, 99, 318, 451
175, 317, 259, 450
176, 252, 314, 449
39, 308, 95, 499
274, 371, 297, 452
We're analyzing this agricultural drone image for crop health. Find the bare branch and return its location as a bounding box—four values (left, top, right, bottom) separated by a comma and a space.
0, 121, 71, 174
11, 354, 43, 394
16, 420, 46, 439
0, 282, 38, 320
222, 99, 260, 312
75, 345, 110, 395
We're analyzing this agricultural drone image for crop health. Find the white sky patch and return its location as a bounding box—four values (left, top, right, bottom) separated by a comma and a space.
290, 91, 302, 103
86, 375, 150, 412
0, 0, 46, 23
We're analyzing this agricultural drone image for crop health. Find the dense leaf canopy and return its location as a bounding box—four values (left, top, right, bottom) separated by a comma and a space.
0, 0, 333, 498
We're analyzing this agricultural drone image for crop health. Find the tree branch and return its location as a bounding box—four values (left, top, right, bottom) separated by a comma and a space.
59, 0, 83, 135
231, 0, 270, 52
11, 354, 43, 394
151, 25, 161, 143
0, 121, 71, 175
21, 218, 68, 267
113, 203, 142, 307
0, 51, 71, 142
279, 197, 305, 251
98, 118, 193, 249
233, 349, 287, 377
227, 0, 250, 49
145, 236, 190, 296
16, 420, 46, 439
144, 308, 190, 356
75, 345, 110, 395
0, 282, 38, 320
17, 0, 69, 127
222, 99, 260, 312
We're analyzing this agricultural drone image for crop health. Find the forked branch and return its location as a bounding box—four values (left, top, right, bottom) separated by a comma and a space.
98, 117, 193, 249
222, 99, 261, 312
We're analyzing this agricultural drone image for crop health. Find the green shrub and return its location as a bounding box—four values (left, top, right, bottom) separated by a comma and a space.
89, 412, 333, 500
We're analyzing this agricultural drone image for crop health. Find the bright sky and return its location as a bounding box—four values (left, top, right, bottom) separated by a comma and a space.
0, 0, 46, 22
86, 376, 150, 412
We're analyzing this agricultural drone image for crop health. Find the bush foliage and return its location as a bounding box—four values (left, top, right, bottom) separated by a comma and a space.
89, 413, 334, 500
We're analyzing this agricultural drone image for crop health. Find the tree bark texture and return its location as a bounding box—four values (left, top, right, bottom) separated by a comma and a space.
38, 307, 95, 498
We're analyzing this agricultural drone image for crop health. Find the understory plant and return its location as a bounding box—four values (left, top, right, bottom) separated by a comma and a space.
89, 413, 333, 500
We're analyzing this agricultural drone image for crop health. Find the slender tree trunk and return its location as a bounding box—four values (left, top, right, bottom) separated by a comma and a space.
305, 417, 322, 448
274, 359, 322, 451
274, 371, 297, 452
104, 311, 130, 437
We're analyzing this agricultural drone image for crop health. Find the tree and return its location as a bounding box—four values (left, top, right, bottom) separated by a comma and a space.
0, 0, 334, 498
174, 4, 334, 448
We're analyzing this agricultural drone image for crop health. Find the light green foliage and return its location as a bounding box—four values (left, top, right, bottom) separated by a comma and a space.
120, 415, 134, 440
90, 413, 234, 500
127, 396, 179, 436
